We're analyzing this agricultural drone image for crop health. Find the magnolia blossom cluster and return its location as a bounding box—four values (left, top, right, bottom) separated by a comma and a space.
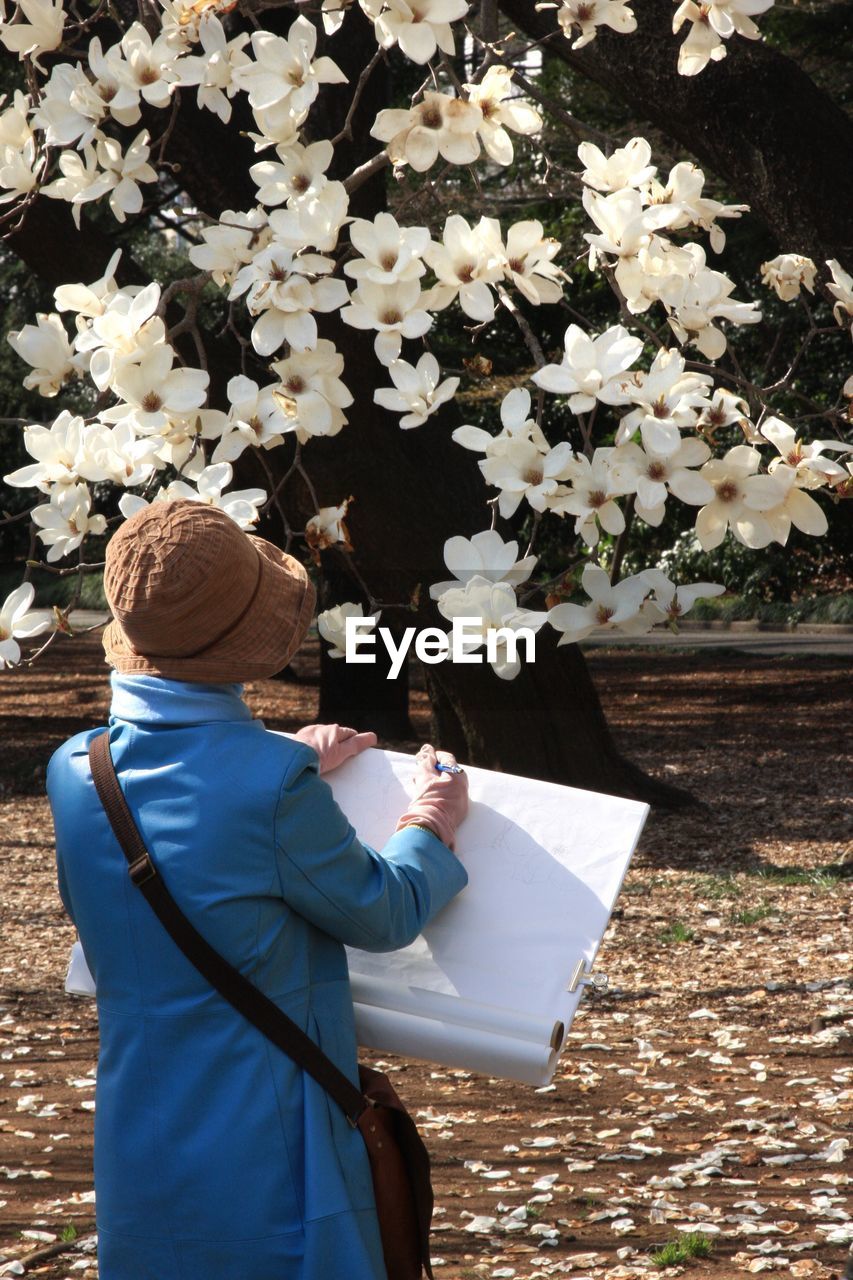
673, 0, 776, 76
453, 376, 849, 552
578, 137, 758, 358
317, 529, 728, 679
2, 264, 291, 559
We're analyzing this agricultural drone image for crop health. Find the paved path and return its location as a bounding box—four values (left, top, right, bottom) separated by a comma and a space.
582, 625, 852, 657
69, 612, 852, 659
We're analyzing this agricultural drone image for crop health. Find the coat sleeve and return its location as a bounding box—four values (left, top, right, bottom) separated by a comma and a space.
272, 747, 469, 952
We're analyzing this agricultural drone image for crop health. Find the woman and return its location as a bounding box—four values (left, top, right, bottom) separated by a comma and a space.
48, 499, 469, 1280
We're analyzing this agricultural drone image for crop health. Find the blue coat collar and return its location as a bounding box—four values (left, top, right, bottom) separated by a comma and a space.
109, 672, 255, 727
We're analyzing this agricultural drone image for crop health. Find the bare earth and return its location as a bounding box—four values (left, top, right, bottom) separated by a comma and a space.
0, 634, 850, 1280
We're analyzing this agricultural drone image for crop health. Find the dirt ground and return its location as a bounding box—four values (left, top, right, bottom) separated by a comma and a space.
0, 634, 850, 1280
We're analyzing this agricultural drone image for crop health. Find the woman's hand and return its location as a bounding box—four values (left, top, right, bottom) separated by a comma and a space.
293, 723, 377, 775
395, 743, 469, 851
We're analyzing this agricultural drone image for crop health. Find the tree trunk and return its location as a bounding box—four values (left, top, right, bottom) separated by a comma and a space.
424, 627, 690, 805
316, 560, 414, 738
498, 0, 853, 264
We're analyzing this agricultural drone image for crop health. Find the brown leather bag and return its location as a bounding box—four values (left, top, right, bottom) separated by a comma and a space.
88, 731, 434, 1280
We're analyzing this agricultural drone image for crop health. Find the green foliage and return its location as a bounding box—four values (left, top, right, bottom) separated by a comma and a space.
60, 1224, 78, 1243
730, 902, 777, 926
650, 1231, 715, 1266
658, 921, 695, 944
694, 873, 742, 901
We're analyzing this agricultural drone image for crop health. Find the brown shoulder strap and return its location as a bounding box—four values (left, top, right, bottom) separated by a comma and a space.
88, 731, 368, 1126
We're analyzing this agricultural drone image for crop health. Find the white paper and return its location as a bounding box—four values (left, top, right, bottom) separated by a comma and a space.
67, 742, 648, 1085
323, 746, 648, 1084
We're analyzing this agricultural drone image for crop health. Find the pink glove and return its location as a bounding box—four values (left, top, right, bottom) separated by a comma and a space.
293, 723, 377, 775
395, 743, 469, 850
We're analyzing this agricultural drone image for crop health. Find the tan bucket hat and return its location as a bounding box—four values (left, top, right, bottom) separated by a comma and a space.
102, 500, 316, 683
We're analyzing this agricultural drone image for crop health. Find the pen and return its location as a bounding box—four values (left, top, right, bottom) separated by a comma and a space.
435, 762, 463, 774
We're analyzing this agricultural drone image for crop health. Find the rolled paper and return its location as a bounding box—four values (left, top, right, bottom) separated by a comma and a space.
353, 1001, 557, 1087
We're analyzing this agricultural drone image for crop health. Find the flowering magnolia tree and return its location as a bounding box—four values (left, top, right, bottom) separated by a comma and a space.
0, 0, 851, 797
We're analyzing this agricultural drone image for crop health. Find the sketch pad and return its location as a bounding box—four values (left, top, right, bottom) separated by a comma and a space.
65, 743, 648, 1086
325, 746, 648, 1085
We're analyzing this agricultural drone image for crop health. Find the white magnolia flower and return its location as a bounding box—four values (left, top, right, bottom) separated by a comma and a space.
88, 420, 161, 487
761, 463, 829, 544
667, 244, 762, 359
340, 278, 432, 365
188, 208, 270, 287
0, 93, 41, 200
119, 22, 186, 109
480, 431, 574, 519
31, 482, 107, 561
614, 347, 713, 455
610, 436, 714, 525
320, 0, 356, 34
232, 17, 347, 115
209, 375, 289, 462
760, 415, 853, 488
264, 185, 349, 256
694, 445, 786, 549
54, 249, 122, 321
174, 15, 250, 123
532, 323, 642, 414
249, 138, 333, 208
106, 345, 209, 434
552, 447, 627, 546
305, 498, 353, 559
230, 243, 348, 356
547, 564, 651, 646
423, 215, 505, 321
4, 411, 112, 491
640, 568, 725, 622
826, 259, 853, 336
435, 575, 547, 680
463, 66, 542, 166
87, 36, 145, 127
30, 62, 106, 148
0, 583, 53, 668
760, 253, 817, 302
648, 161, 748, 253
269, 340, 353, 444
0, 0, 64, 67
371, 92, 482, 173
164, 462, 266, 528
429, 530, 537, 599
557, 0, 636, 48
696, 386, 750, 437
673, 0, 774, 76
364, 0, 469, 63
98, 131, 159, 224
578, 137, 656, 192
452, 385, 551, 455
582, 186, 681, 264
612, 235, 695, 316
75, 282, 166, 390
7, 312, 74, 396
373, 353, 459, 428
42, 130, 158, 228
494, 219, 567, 306
344, 212, 430, 286
318, 602, 379, 658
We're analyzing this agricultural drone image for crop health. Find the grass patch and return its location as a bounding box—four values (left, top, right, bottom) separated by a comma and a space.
751, 864, 848, 889
730, 902, 777, 926
694, 873, 741, 901
650, 1231, 715, 1266
658, 921, 695, 944
60, 1224, 78, 1243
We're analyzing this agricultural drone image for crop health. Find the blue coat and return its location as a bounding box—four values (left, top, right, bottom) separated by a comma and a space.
48, 673, 469, 1280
